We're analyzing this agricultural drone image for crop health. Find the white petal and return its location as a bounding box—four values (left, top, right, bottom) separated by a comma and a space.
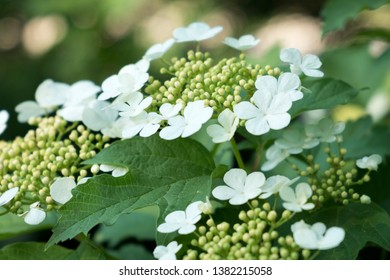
50, 177, 76, 204
15, 101, 47, 123
233, 102, 260, 120
229, 194, 250, 205
318, 227, 345, 250
255, 75, 278, 96
245, 172, 265, 190
279, 186, 296, 203
178, 224, 197, 234
246, 116, 269, 135
212, 185, 237, 201
0, 187, 19, 206
266, 113, 291, 130
111, 167, 128, 177
223, 168, 247, 191
24, 207, 46, 225
280, 48, 302, 66
293, 228, 318, 250
35, 79, 68, 107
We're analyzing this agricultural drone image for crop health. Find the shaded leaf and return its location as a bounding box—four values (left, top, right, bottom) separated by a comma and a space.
321, 0, 389, 34
0, 242, 73, 260
306, 203, 390, 259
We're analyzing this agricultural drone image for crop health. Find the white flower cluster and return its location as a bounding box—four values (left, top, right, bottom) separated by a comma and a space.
14, 22, 324, 146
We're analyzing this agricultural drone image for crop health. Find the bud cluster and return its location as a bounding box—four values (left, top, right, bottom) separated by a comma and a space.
182, 200, 306, 260
0, 116, 110, 214
292, 144, 370, 206
145, 50, 280, 113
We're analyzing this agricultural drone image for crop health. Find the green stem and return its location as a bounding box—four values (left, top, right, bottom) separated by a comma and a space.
230, 138, 245, 170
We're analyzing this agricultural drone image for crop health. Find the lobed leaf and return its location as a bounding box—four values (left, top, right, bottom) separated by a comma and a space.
47, 135, 215, 248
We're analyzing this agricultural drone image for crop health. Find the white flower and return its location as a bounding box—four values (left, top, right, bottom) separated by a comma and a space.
206, 109, 238, 143
261, 144, 290, 171
159, 100, 213, 140
198, 197, 213, 215
279, 183, 315, 212
98, 59, 149, 101
291, 220, 345, 250
259, 176, 299, 199
0, 110, 9, 135
23, 202, 46, 225
255, 73, 303, 102
159, 103, 182, 120
157, 201, 203, 235
356, 154, 382, 171
0, 187, 18, 207
212, 168, 265, 205
234, 90, 292, 136
173, 22, 223, 42
280, 48, 324, 78
81, 100, 118, 132
15, 79, 69, 122
144, 38, 175, 61
117, 92, 153, 118
223, 34, 260, 51
153, 241, 182, 260
50, 177, 77, 205
100, 164, 129, 177
306, 118, 345, 143
275, 128, 319, 154
57, 80, 100, 122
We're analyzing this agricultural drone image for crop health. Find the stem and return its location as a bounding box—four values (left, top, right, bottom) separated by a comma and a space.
309, 250, 320, 260
230, 137, 245, 170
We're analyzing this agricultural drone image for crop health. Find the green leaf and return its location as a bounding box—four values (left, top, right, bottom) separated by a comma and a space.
0, 240, 108, 260
94, 206, 158, 247
306, 203, 390, 259
0, 212, 56, 241
47, 136, 215, 248
321, 0, 389, 34
342, 116, 390, 158
0, 242, 73, 260
107, 244, 154, 260
290, 78, 359, 118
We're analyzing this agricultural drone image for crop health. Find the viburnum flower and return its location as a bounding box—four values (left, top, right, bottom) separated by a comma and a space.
157, 201, 203, 235
50, 177, 77, 205
0, 110, 9, 135
173, 22, 223, 42
23, 202, 46, 225
356, 154, 382, 171
291, 220, 345, 250
261, 144, 290, 171
100, 164, 129, 177
153, 241, 182, 260
206, 108, 238, 143
306, 118, 345, 143
81, 100, 118, 132
144, 38, 175, 61
234, 90, 292, 136
159, 100, 213, 140
15, 79, 69, 122
212, 168, 265, 205
223, 34, 260, 51
57, 80, 100, 122
255, 73, 303, 102
280, 183, 315, 212
280, 48, 324, 78
117, 92, 153, 118
98, 59, 149, 101
0, 187, 18, 207
259, 176, 300, 199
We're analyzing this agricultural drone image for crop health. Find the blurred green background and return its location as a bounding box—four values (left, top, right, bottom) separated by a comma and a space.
1, 0, 389, 140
